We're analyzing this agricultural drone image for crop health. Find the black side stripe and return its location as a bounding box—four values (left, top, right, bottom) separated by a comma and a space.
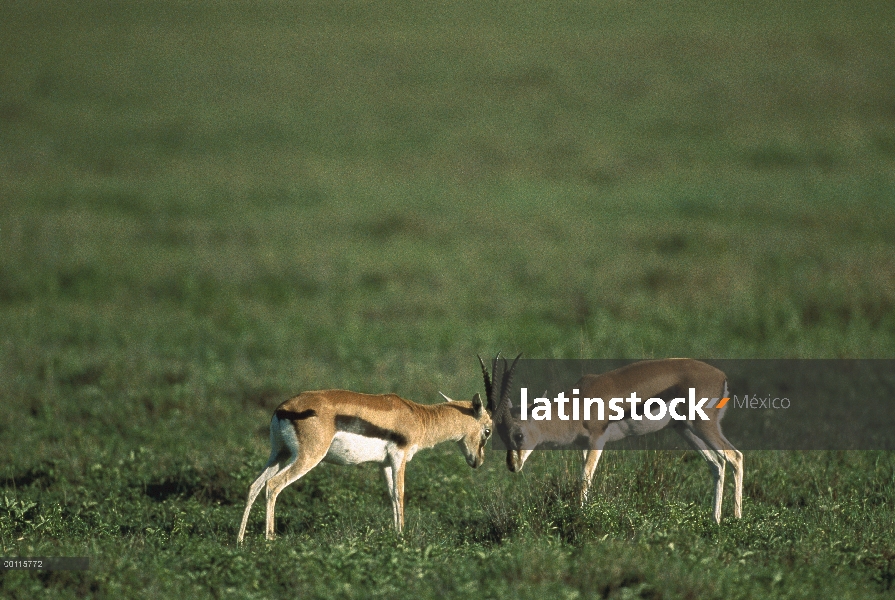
274, 408, 317, 421
335, 415, 408, 447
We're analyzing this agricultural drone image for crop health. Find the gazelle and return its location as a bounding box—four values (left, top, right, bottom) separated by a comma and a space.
482, 355, 743, 523
237, 389, 492, 544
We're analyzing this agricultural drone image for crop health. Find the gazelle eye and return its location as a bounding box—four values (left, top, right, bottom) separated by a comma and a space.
484, 429, 491, 437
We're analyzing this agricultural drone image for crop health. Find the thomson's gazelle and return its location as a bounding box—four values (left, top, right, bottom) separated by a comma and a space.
237, 389, 492, 544
483, 356, 743, 523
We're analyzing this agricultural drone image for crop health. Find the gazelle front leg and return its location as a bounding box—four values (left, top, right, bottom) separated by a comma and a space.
730, 449, 744, 518
391, 456, 406, 534
709, 452, 726, 523
580, 445, 605, 506
382, 464, 399, 530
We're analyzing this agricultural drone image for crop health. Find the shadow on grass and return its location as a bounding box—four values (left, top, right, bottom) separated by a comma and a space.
143, 466, 240, 505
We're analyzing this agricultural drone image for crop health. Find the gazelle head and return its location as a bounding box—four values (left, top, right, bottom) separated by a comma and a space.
441, 390, 492, 468
478, 353, 529, 472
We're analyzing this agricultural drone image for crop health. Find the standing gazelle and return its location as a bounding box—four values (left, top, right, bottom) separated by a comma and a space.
237, 389, 492, 544
482, 355, 743, 523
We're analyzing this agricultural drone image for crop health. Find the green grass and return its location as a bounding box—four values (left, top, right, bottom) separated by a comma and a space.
1, 0, 894, 597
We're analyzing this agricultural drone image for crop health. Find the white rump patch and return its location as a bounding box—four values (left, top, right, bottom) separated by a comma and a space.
276, 416, 301, 464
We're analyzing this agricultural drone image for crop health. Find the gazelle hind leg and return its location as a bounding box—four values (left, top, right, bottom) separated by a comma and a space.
238, 419, 293, 544
238, 456, 286, 544
718, 433, 744, 518
716, 381, 744, 518
677, 428, 726, 524
694, 427, 744, 520
263, 419, 332, 541
264, 452, 326, 540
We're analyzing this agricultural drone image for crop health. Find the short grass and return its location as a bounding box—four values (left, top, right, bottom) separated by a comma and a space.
1, 0, 894, 597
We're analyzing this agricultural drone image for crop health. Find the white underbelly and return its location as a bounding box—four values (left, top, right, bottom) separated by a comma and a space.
324, 432, 389, 465
602, 411, 672, 442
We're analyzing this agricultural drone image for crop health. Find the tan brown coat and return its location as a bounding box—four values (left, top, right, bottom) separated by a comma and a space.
487, 358, 743, 523
237, 390, 491, 543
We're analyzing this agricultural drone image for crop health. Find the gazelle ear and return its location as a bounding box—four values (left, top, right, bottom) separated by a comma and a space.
471, 392, 483, 418
438, 391, 453, 402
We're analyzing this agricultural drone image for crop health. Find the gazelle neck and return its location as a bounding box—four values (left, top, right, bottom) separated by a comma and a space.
416, 402, 471, 448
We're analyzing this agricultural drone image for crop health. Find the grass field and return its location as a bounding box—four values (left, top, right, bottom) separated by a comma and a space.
2, 0, 895, 597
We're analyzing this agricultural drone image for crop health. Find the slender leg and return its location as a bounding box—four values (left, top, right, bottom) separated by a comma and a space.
715, 431, 744, 519
580, 443, 605, 506
732, 449, 744, 518
238, 458, 285, 544
702, 381, 744, 519
711, 452, 726, 523
678, 427, 727, 524
264, 448, 327, 540
262, 419, 336, 540
392, 459, 406, 534
382, 464, 398, 530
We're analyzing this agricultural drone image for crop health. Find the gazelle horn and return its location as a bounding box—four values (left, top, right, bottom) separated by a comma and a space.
478, 354, 495, 412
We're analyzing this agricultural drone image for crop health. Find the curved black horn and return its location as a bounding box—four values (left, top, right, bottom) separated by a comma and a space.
490, 352, 502, 412
490, 352, 521, 419
478, 354, 495, 412
499, 353, 522, 409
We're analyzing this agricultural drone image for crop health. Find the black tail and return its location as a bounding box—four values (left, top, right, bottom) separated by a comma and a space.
273, 408, 317, 421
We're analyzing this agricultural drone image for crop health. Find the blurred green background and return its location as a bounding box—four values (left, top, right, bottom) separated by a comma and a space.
1, 1, 894, 597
